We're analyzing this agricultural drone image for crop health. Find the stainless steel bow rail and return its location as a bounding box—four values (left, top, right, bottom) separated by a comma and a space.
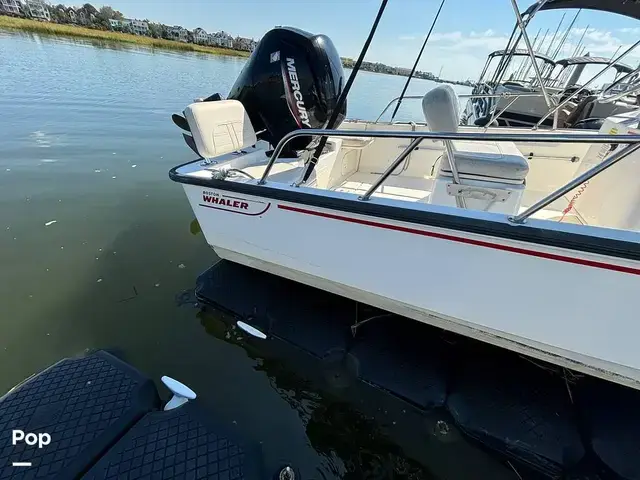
256, 128, 640, 224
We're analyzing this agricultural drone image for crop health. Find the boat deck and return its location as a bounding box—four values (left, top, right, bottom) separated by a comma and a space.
332, 172, 585, 224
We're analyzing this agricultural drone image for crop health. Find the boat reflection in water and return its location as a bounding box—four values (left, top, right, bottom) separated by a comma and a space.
181, 260, 640, 480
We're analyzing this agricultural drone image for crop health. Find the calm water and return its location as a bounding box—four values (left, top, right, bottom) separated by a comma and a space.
0, 31, 517, 479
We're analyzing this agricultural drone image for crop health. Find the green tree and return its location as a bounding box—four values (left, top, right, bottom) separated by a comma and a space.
147, 23, 162, 39
82, 3, 98, 15
160, 25, 170, 40
50, 4, 67, 23
97, 6, 115, 19
95, 6, 117, 29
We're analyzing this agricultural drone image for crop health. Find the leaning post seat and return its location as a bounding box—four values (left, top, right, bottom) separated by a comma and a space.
422, 85, 529, 215
183, 100, 257, 160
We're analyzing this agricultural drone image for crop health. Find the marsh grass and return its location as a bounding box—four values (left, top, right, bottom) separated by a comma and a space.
0, 16, 250, 57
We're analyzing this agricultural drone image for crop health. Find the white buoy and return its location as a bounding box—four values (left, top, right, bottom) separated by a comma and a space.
161, 376, 197, 411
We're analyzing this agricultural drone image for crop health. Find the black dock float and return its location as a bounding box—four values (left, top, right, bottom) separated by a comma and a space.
349, 317, 448, 409
0, 351, 158, 479
196, 261, 355, 358
578, 378, 640, 480
0, 351, 265, 479
446, 350, 585, 477
194, 260, 640, 480
83, 402, 263, 480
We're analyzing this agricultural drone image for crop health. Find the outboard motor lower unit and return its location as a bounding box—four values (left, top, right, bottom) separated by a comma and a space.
227, 27, 346, 155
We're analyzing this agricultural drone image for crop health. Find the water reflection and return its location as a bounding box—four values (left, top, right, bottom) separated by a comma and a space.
197, 306, 434, 479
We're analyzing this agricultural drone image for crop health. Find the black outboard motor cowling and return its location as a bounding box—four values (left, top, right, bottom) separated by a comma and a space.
227, 27, 346, 155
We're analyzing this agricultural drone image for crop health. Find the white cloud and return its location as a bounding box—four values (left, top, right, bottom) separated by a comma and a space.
387, 26, 639, 81
470, 29, 496, 37
430, 31, 463, 41
569, 27, 619, 44
385, 30, 512, 79
619, 27, 640, 34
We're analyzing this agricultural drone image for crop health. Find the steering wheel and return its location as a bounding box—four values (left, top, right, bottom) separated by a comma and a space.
560, 85, 593, 103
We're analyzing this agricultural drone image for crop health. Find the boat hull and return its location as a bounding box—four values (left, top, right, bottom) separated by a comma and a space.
182, 183, 640, 390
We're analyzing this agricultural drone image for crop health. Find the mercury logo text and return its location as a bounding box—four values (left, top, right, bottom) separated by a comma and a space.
286, 57, 312, 127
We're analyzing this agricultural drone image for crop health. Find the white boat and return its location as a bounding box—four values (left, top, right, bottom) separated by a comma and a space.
464, 53, 640, 129
169, 4, 640, 392
461, 0, 640, 130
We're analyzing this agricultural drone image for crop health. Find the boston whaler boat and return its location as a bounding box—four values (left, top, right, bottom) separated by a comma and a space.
169, 0, 640, 392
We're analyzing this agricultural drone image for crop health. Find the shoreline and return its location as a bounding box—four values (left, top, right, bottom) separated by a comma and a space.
0, 15, 250, 58
1, 15, 473, 85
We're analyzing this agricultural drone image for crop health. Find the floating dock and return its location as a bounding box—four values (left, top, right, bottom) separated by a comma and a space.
195, 260, 640, 480
0, 350, 266, 479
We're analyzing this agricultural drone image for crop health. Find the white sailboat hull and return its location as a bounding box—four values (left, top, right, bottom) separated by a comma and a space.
182, 183, 640, 390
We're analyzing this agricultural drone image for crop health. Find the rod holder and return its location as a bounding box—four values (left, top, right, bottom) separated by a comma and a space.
161, 376, 197, 411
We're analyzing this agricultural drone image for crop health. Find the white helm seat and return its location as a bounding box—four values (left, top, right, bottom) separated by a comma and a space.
422, 85, 529, 214
184, 100, 257, 159
422, 85, 529, 184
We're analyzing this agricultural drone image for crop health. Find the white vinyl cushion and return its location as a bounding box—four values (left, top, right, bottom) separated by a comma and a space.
184, 100, 257, 159
440, 140, 530, 182
422, 84, 460, 133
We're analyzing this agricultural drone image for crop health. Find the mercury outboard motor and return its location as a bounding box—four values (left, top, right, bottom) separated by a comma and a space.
227, 27, 346, 156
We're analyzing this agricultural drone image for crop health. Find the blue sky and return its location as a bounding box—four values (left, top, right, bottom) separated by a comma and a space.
100, 0, 640, 80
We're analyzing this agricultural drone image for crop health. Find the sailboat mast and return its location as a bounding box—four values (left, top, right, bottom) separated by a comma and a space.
515, 28, 542, 79
521, 28, 549, 81
551, 9, 581, 59
544, 13, 566, 56
569, 23, 589, 58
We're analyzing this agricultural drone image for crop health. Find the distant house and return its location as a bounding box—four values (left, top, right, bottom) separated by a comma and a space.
25, 0, 51, 21
76, 8, 95, 25
234, 36, 257, 52
208, 31, 234, 49
66, 7, 77, 23
192, 27, 208, 45
168, 26, 189, 42
128, 19, 149, 35
110, 18, 149, 36
0, 0, 21, 15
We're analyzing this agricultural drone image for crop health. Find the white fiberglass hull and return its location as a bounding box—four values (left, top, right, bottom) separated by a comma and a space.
181, 183, 640, 391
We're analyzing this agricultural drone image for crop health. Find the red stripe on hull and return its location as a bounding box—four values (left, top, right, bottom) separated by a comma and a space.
277, 204, 640, 276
